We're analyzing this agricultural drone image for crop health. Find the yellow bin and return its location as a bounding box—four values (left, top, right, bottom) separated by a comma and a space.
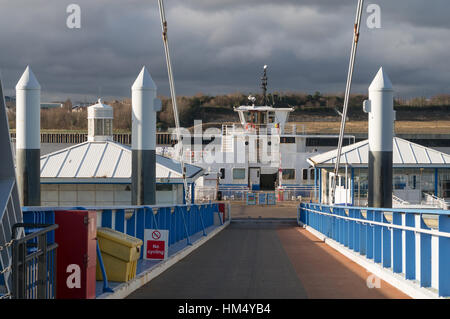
96, 228, 143, 282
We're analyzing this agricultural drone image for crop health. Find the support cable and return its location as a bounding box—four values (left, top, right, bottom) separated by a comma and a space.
157, 0, 191, 205
331, 0, 364, 205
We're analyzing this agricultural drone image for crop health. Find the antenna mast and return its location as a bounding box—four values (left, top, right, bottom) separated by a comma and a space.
261, 65, 268, 105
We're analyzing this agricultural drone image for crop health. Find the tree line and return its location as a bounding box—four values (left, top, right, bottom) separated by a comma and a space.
6, 92, 450, 132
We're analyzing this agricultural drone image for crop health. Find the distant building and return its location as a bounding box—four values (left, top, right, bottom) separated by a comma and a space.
4, 96, 15, 103
39, 99, 203, 206
72, 102, 94, 112
41, 102, 63, 109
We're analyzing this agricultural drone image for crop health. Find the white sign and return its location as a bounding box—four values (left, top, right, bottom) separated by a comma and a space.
144, 229, 169, 260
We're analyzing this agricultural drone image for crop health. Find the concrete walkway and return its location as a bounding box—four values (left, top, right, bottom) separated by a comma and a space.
127, 220, 409, 299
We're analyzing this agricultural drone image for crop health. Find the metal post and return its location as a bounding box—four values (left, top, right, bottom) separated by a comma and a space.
15, 66, 41, 206
364, 68, 394, 208
131, 67, 161, 205
37, 233, 47, 299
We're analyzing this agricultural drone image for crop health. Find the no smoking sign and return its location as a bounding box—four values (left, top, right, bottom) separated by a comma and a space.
144, 229, 169, 261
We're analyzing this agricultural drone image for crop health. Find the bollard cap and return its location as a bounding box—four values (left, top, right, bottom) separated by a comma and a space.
369, 67, 393, 92
132, 66, 157, 91
15, 65, 41, 90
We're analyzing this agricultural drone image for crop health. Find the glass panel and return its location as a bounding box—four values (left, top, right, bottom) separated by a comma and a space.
94, 119, 103, 135
282, 169, 295, 180
233, 168, 246, 180
104, 119, 112, 136
302, 169, 308, 180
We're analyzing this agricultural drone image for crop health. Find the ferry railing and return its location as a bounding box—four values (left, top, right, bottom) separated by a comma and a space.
278, 185, 317, 201
424, 193, 449, 210
298, 202, 450, 297
392, 194, 410, 206
221, 123, 305, 136
195, 186, 218, 202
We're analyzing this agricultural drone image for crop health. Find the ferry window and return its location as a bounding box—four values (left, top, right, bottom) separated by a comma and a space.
280, 137, 295, 144
302, 169, 308, 181
156, 184, 172, 191
282, 169, 296, 180
220, 168, 225, 179
233, 168, 246, 180
268, 112, 275, 123
310, 169, 315, 180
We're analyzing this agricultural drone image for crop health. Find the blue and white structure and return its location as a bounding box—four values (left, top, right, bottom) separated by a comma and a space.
308, 137, 450, 208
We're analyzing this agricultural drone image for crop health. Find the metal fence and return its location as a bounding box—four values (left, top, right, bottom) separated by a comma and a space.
11, 223, 58, 299
298, 202, 450, 297
22, 203, 226, 294
23, 203, 224, 257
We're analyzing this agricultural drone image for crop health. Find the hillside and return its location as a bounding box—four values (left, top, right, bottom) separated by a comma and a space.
6, 92, 450, 134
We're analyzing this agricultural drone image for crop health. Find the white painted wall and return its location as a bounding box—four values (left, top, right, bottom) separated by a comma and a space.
41, 183, 183, 206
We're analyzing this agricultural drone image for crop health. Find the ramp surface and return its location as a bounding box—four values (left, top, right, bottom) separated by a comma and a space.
127, 220, 409, 299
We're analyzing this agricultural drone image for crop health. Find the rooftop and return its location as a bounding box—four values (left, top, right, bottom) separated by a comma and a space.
308, 137, 450, 168
40, 140, 203, 182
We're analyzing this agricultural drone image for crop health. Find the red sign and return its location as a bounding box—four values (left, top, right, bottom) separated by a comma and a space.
146, 240, 166, 259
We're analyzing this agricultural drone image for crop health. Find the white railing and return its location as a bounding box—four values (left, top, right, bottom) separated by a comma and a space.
392, 194, 410, 206
195, 186, 217, 202
424, 193, 449, 210
221, 123, 306, 136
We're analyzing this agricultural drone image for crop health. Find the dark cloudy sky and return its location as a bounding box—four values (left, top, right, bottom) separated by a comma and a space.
1, 0, 449, 102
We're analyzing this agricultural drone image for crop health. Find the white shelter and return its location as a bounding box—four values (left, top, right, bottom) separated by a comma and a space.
308, 137, 450, 207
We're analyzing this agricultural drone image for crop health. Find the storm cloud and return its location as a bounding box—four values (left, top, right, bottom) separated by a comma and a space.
0, 0, 449, 102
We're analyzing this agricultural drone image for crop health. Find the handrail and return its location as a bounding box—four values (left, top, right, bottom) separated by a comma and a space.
302, 206, 450, 238
298, 202, 450, 297
392, 194, 410, 205
424, 192, 448, 210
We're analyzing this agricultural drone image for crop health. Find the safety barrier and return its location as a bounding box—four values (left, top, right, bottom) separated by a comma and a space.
11, 224, 58, 299
23, 203, 223, 256
298, 203, 450, 297
22, 203, 226, 294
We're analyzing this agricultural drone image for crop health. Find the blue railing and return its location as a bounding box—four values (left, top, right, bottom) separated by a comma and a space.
22, 203, 225, 293
298, 203, 450, 297
23, 203, 223, 257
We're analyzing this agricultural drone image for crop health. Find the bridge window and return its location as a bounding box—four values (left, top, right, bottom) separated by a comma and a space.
302, 169, 308, 181
233, 168, 246, 180
282, 169, 296, 180
280, 137, 295, 144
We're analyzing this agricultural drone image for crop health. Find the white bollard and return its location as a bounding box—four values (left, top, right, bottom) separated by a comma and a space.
131, 66, 162, 205
15, 66, 41, 206
363, 67, 395, 208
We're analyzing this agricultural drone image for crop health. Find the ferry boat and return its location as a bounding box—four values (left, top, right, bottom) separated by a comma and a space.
158, 66, 355, 201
